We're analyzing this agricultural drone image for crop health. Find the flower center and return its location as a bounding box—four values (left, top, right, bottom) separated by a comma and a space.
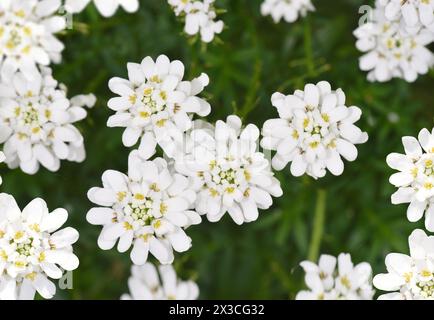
0, 11, 34, 57
22, 105, 39, 125
212, 167, 237, 186
416, 280, 434, 298
128, 199, 154, 226
15, 239, 33, 257
133, 85, 168, 121
423, 158, 434, 177
199, 158, 254, 198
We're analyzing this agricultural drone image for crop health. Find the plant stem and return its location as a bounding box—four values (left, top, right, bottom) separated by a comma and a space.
308, 189, 327, 261
303, 17, 315, 78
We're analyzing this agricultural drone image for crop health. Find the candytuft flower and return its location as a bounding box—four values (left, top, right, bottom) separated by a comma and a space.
260, 0, 315, 24
65, 0, 139, 17
121, 263, 199, 300
296, 253, 375, 300
354, 5, 434, 82
87, 151, 201, 265
261, 81, 368, 179
0, 0, 66, 80
0, 67, 96, 174
374, 229, 434, 300
386, 128, 434, 231
175, 115, 283, 225
107, 54, 210, 158
0, 193, 79, 300
168, 0, 224, 43
379, 0, 434, 32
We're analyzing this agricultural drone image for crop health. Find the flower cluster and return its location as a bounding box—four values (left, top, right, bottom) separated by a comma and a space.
107, 54, 210, 158
296, 253, 375, 300
0, 194, 79, 300
121, 263, 199, 300
65, 0, 139, 17
261, 81, 368, 179
0, 68, 95, 174
374, 229, 434, 300
261, 0, 315, 24
386, 128, 434, 231
0, 0, 66, 81
175, 115, 283, 225
379, 0, 434, 33
87, 151, 201, 265
168, 0, 224, 43
354, 1, 434, 82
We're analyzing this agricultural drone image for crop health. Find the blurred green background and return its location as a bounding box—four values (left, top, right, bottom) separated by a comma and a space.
1, 0, 434, 299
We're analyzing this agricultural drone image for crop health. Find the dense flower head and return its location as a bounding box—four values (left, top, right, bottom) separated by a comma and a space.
296, 253, 375, 300
261, 81, 368, 179
87, 151, 201, 265
379, 0, 434, 32
354, 5, 434, 82
175, 115, 283, 225
168, 0, 224, 43
0, 193, 79, 300
65, 0, 139, 17
260, 0, 315, 24
0, 0, 66, 80
0, 67, 96, 174
386, 128, 434, 231
374, 229, 434, 300
121, 263, 199, 300
107, 54, 211, 158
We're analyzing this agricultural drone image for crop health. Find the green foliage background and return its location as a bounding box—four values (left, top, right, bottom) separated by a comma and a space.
2, 0, 434, 299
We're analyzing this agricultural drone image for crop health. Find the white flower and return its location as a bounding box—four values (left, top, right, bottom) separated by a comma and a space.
386, 128, 434, 231
121, 263, 199, 300
65, 0, 139, 17
107, 54, 211, 158
0, 0, 66, 81
0, 67, 96, 174
260, 0, 315, 24
168, 0, 224, 43
379, 0, 434, 32
175, 115, 283, 225
87, 151, 201, 265
296, 253, 375, 300
0, 193, 79, 300
354, 5, 434, 83
261, 81, 368, 179
373, 229, 434, 300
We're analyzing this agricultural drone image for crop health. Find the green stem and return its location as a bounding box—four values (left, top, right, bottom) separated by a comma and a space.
308, 189, 327, 262
303, 17, 315, 78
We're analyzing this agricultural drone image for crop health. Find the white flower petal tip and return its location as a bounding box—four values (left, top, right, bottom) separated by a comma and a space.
0, 193, 79, 300
386, 127, 434, 230
65, 0, 140, 17
121, 263, 199, 300
261, 0, 315, 24
373, 229, 434, 300
296, 253, 375, 300
261, 81, 368, 179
